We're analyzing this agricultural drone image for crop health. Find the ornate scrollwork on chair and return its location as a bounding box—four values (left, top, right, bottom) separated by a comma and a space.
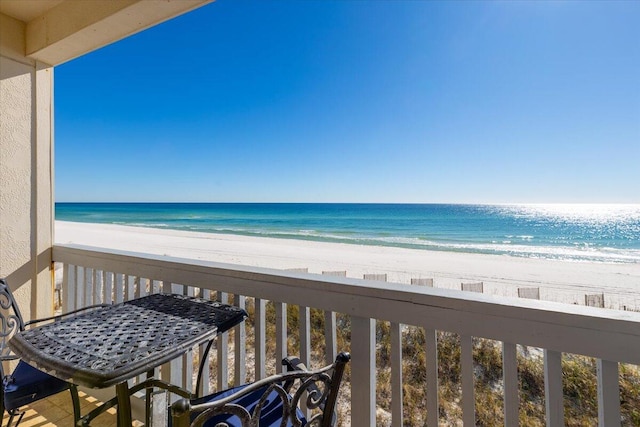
171, 352, 350, 427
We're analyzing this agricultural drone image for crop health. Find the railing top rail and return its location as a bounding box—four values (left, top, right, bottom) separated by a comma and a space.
54, 243, 640, 364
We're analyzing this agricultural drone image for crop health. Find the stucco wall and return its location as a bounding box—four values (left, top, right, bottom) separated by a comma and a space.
1, 12, 54, 321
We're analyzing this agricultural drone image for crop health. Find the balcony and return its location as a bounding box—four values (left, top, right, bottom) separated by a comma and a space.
51, 243, 640, 426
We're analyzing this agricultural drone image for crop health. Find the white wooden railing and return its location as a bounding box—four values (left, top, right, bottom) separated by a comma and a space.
53, 243, 640, 426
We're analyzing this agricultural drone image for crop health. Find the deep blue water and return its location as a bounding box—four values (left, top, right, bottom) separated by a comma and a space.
55, 203, 640, 264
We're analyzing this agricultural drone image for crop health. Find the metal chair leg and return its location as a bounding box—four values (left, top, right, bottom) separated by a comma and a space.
6, 408, 26, 427
70, 385, 82, 426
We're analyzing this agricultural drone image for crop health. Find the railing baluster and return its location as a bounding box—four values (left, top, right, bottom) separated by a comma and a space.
136, 277, 146, 298
217, 291, 229, 390
391, 321, 403, 427
76, 266, 85, 309
182, 286, 195, 391
104, 271, 113, 304
351, 316, 375, 427
255, 298, 266, 380
115, 273, 124, 303
275, 302, 287, 374
63, 264, 75, 313
93, 269, 102, 304
299, 306, 311, 366
544, 350, 564, 427
324, 311, 337, 365
160, 281, 180, 395
299, 306, 311, 418
503, 341, 519, 427
198, 288, 212, 396
234, 295, 246, 386
461, 334, 475, 425
126, 275, 136, 301
597, 359, 621, 426
424, 328, 438, 427
85, 267, 93, 307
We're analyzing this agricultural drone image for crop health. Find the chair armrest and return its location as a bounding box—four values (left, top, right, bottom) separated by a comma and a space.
282, 356, 309, 391
24, 304, 110, 327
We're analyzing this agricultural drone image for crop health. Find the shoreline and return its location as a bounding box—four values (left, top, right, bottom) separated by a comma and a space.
55, 221, 640, 310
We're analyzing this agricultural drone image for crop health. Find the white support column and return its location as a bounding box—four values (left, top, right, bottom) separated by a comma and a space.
351, 316, 376, 427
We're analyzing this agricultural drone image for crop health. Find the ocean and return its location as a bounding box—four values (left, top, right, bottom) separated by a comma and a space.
55, 203, 640, 264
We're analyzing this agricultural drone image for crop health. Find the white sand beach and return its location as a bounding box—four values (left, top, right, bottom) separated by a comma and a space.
55, 221, 640, 310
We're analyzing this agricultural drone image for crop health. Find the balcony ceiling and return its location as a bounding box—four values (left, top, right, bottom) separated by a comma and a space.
1, 0, 213, 66
0, 0, 65, 23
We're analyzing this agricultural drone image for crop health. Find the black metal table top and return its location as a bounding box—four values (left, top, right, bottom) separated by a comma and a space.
8, 293, 247, 388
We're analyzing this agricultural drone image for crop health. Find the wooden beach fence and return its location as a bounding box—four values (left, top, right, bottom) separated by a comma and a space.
322, 270, 347, 277
461, 282, 483, 293
585, 293, 605, 308
363, 273, 387, 282
285, 267, 309, 273
518, 287, 540, 300
411, 278, 434, 287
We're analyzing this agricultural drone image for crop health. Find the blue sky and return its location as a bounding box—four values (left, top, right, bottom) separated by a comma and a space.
55, 0, 640, 203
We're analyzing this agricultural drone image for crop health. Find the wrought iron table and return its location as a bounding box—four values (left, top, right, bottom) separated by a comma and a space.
8, 293, 247, 426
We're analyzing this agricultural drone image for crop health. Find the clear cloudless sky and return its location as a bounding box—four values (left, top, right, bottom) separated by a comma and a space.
55, 0, 640, 203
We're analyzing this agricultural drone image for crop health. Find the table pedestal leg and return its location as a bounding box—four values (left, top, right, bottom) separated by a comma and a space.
116, 382, 133, 426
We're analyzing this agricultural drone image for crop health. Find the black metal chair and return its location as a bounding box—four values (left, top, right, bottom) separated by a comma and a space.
0, 278, 105, 426
171, 352, 350, 427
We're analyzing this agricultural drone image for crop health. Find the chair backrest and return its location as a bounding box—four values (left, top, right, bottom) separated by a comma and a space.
171, 352, 351, 427
0, 279, 25, 361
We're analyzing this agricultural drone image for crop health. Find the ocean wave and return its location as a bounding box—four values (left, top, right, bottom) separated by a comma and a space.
58, 203, 640, 265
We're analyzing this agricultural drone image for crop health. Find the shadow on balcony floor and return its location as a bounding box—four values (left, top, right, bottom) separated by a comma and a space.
2, 390, 144, 427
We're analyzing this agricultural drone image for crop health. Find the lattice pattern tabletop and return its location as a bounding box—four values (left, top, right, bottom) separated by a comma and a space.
9, 293, 247, 388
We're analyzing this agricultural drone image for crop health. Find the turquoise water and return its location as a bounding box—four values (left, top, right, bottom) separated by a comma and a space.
55, 203, 640, 264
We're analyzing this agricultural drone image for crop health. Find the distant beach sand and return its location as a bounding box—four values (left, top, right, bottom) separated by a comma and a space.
55, 221, 640, 310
